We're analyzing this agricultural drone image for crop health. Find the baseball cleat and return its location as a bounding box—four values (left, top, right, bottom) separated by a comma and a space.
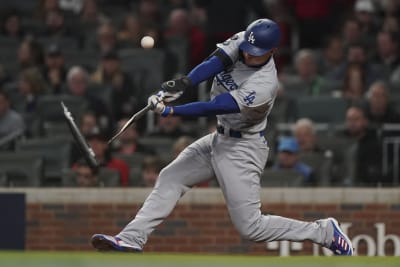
91, 234, 142, 252
328, 218, 354, 256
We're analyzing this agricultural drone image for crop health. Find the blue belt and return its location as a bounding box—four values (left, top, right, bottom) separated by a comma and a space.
216, 125, 264, 138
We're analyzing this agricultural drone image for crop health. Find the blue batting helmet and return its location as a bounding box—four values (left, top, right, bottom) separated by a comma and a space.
239, 19, 281, 56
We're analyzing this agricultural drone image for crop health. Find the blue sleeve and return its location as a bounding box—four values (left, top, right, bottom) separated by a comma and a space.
171, 93, 240, 117
187, 50, 228, 85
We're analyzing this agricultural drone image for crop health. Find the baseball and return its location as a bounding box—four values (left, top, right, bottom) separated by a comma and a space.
141, 36, 155, 49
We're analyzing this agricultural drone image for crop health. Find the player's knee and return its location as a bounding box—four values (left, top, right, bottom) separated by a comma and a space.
230, 209, 264, 241
155, 166, 189, 193
235, 223, 262, 241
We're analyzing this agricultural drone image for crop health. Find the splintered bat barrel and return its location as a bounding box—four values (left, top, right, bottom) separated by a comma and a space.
61, 102, 99, 170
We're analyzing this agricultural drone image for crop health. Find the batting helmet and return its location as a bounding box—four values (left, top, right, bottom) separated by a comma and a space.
239, 19, 281, 56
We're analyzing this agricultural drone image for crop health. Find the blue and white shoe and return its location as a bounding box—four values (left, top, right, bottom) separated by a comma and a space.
91, 234, 142, 252
328, 218, 354, 255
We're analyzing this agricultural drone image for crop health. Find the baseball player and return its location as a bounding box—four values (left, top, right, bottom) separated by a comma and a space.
91, 18, 353, 255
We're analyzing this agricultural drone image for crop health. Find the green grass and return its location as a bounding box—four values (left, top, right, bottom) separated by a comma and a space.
0, 252, 399, 267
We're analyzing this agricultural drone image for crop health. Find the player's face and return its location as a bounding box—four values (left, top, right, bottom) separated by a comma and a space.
242, 50, 273, 66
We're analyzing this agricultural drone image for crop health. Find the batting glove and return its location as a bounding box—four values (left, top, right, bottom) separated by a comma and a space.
148, 94, 173, 117
160, 76, 192, 102
161, 90, 184, 103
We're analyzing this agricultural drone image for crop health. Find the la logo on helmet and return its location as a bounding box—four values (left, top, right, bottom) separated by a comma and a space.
248, 32, 255, 44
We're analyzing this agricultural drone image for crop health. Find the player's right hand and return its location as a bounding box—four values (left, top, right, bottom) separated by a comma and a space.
148, 94, 166, 114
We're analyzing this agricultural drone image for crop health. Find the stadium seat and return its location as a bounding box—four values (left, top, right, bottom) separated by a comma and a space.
114, 152, 146, 186
15, 137, 72, 186
118, 49, 166, 104
299, 152, 332, 186
35, 94, 87, 134
138, 137, 174, 161
0, 151, 44, 187
37, 36, 80, 50
63, 49, 100, 71
41, 121, 71, 138
166, 36, 189, 74
61, 168, 120, 187
317, 135, 357, 185
296, 96, 349, 123
0, 37, 19, 74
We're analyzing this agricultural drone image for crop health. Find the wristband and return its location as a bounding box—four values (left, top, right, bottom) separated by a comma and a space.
161, 106, 173, 117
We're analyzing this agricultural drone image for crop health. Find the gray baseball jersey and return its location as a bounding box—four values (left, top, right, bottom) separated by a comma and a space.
212, 31, 278, 132
116, 33, 334, 250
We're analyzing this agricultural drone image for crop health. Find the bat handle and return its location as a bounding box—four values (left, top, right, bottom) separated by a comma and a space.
107, 104, 153, 144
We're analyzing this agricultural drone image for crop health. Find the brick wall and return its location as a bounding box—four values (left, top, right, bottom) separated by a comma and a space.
18, 188, 400, 256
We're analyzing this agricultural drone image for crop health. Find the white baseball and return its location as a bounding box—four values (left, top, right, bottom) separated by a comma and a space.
141, 36, 155, 49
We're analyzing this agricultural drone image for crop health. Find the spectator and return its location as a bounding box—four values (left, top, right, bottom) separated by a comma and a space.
172, 135, 194, 158
164, 8, 206, 68
354, 0, 379, 49
374, 31, 400, 79
340, 63, 366, 101
117, 14, 142, 49
1, 10, 25, 39
341, 18, 363, 49
140, 155, 164, 187
137, 0, 163, 29
273, 136, 315, 185
332, 43, 384, 93
195, 0, 267, 55
85, 126, 129, 186
74, 158, 100, 187
364, 81, 400, 127
281, 49, 327, 97
67, 66, 112, 131
92, 22, 120, 53
79, 110, 98, 136
149, 115, 193, 139
40, 9, 75, 39
113, 117, 155, 156
286, 0, 339, 48
0, 90, 25, 140
34, 0, 61, 21
292, 118, 322, 154
336, 105, 383, 186
379, 0, 400, 17
268, 81, 298, 124
91, 50, 137, 120
15, 67, 49, 114
42, 43, 67, 94
382, 15, 400, 33
346, 43, 384, 86
80, 0, 109, 29
17, 38, 44, 72
319, 35, 345, 78
59, 0, 86, 14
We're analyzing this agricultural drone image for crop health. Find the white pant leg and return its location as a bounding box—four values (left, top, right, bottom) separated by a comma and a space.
117, 134, 215, 248
211, 134, 332, 247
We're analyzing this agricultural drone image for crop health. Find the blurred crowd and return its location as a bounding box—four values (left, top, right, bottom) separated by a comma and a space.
0, 0, 400, 188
